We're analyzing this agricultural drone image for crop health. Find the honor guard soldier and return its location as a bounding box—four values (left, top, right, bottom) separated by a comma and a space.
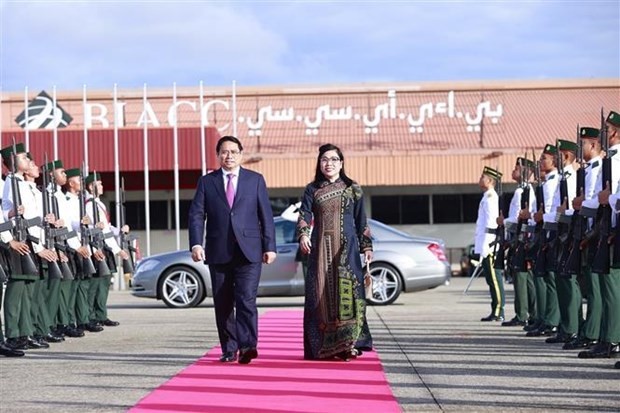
578, 110, 620, 360
45, 160, 84, 338
84, 172, 128, 328
571, 126, 605, 350
527, 144, 561, 337
500, 157, 538, 326
546, 139, 579, 345
1, 144, 57, 350
476, 166, 505, 322
64, 167, 101, 333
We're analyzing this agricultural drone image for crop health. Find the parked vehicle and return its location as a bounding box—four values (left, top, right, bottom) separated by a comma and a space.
131, 211, 450, 307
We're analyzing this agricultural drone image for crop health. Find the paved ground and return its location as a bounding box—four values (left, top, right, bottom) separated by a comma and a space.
1, 277, 618, 412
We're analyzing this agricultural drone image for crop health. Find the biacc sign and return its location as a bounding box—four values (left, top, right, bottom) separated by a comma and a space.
16, 89, 504, 135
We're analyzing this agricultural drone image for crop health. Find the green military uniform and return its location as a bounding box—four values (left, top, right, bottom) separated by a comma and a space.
579, 110, 620, 359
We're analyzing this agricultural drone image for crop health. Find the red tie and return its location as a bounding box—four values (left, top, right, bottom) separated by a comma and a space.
226, 174, 235, 208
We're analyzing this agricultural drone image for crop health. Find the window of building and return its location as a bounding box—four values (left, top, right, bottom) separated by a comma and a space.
372, 195, 429, 224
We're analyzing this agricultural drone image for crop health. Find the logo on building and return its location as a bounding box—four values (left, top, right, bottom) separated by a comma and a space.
15, 90, 73, 130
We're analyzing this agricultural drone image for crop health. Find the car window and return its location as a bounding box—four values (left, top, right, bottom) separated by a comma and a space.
275, 220, 297, 244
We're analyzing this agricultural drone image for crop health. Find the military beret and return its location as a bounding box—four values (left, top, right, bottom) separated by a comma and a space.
516, 157, 536, 169
543, 144, 557, 155
65, 168, 80, 178
557, 139, 578, 154
580, 127, 599, 139
44, 160, 63, 171
482, 166, 502, 181
607, 111, 620, 127
85, 172, 101, 185
0, 142, 26, 160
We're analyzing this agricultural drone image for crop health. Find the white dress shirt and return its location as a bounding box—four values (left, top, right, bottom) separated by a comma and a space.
474, 187, 499, 257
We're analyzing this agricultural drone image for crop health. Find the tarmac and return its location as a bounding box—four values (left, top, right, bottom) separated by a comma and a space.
0, 277, 619, 412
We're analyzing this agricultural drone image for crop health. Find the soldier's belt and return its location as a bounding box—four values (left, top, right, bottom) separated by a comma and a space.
558, 214, 572, 224
543, 222, 558, 231
580, 207, 598, 218
485, 227, 498, 234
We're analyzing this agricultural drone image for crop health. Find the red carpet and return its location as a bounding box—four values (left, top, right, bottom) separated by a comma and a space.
130, 310, 401, 413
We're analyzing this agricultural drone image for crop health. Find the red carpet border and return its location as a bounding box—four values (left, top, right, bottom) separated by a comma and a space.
130, 310, 401, 413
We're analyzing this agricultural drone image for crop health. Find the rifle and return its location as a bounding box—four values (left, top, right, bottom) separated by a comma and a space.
510, 155, 531, 272
591, 108, 612, 274
554, 140, 572, 272
531, 150, 550, 276
88, 169, 112, 276
119, 177, 137, 273
41, 154, 64, 280
78, 165, 97, 276
491, 167, 506, 270
8, 138, 40, 276
43, 158, 75, 280
562, 125, 587, 276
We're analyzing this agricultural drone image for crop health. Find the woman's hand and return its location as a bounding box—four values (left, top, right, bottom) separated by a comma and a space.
299, 235, 312, 254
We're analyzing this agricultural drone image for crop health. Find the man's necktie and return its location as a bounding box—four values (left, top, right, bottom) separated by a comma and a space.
226, 174, 235, 208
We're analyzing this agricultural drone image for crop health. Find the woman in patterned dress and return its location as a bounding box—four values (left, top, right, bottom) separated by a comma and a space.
297, 143, 373, 361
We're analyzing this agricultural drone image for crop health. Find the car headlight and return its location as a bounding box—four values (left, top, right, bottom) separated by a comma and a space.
135, 259, 161, 273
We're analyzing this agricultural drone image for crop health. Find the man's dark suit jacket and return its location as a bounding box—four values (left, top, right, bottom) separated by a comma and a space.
188, 167, 276, 264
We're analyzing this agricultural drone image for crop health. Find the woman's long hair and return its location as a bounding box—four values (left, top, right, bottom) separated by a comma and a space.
312, 143, 353, 187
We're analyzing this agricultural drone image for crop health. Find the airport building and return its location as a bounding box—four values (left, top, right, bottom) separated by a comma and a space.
1, 78, 618, 268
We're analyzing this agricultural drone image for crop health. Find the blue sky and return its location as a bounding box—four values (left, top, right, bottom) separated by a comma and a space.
1, 0, 619, 92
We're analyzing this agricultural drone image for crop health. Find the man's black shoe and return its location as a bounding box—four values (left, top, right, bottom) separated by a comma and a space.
102, 319, 120, 327
219, 351, 237, 363
480, 315, 504, 322
238, 347, 258, 364
63, 326, 85, 338
0, 342, 25, 357
42, 333, 64, 343
563, 337, 596, 350
546, 332, 575, 344
502, 318, 526, 327
5, 337, 28, 350
523, 322, 541, 332
27, 337, 50, 349
578, 342, 619, 359
615, 361, 620, 369
80, 323, 104, 333
526, 325, 557, 337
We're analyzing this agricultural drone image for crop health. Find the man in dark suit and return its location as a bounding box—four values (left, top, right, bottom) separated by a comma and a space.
189, 136, 276, 364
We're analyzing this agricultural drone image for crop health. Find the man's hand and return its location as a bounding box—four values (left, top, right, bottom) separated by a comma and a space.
557, 197, 568, 215
534, 208, 544, 223
121, 224, 130, 234
77, 246, 91, 259
191, 246, 205, 262
263, 251, 276, 264
518, 204, 531, 221
58, 251, 69, 262
364, 250, 373, 264
118, 249, 129, 260
37, 249, 58, 262
81, 215, 92, 226
573, 189, 585, 210
599, 181, 611, 205
9, 240, 30, 255
93, 250, 106, 262
496, 211, 504, 226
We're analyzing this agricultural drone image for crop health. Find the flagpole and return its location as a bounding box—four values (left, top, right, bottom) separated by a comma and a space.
143, 83, 151, 257
199, 81, 206, 176
113, 84, 121, 290
83, 85, 89, 172
52, 85, 58, 159
24, 87, 29, 150
232, 80, 237, 137
173, 82, 180, 250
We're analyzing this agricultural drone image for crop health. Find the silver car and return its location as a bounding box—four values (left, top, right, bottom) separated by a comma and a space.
131, 217, 450, 307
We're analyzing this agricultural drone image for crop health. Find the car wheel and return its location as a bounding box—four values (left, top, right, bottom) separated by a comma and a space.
158, 266, 205, 308
366, 262, 402, 306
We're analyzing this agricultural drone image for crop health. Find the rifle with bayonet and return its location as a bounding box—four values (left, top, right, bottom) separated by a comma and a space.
88, 170, 113, 276
510, 155, 532, 272
491, 167, 506, 270
43, 157, 75, 280
78, 165, 97, 276
8, 138, 40, 276
41, 154, 64, 280
554, 139, 572, 272
531, 152, 548, 276
561, 125, 587, 276
119, 177, 136, 274
591, 108, 612, 274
